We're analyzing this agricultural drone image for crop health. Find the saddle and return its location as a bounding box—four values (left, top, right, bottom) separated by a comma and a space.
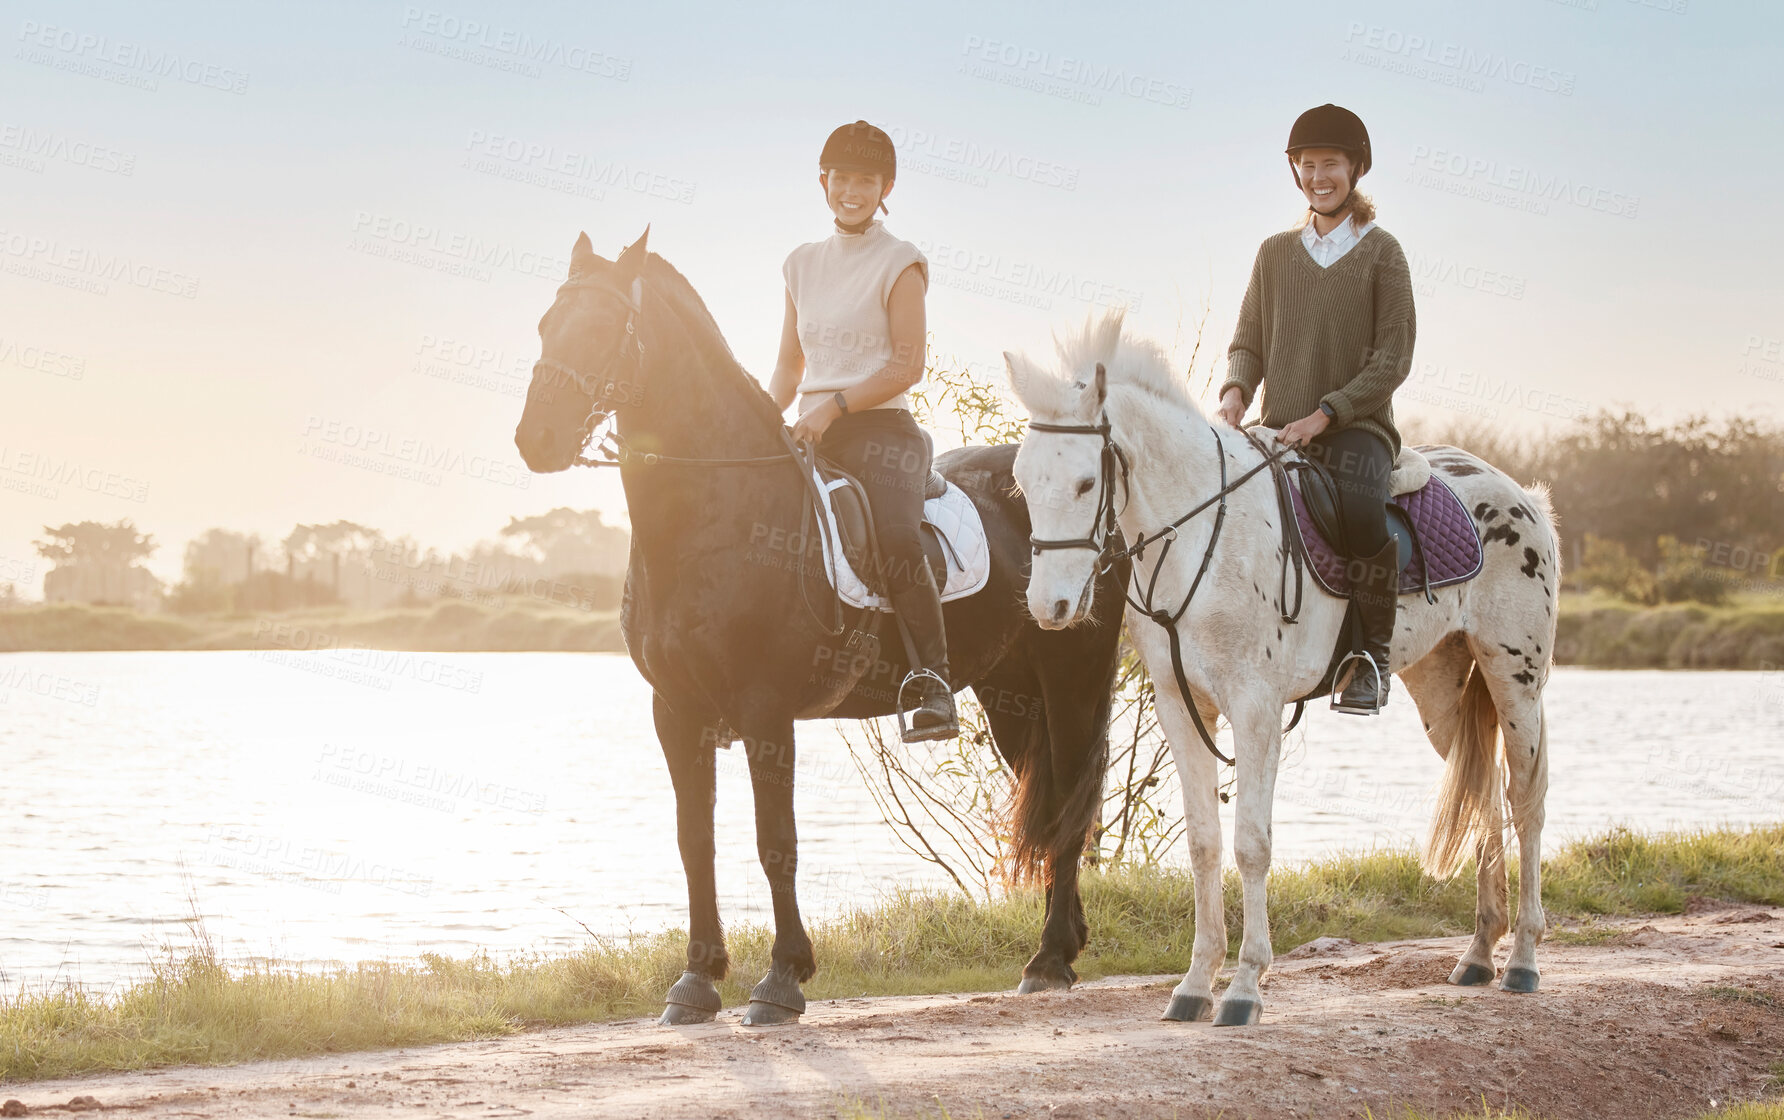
811, 460, 991, 610
1285, 442, 1483, 600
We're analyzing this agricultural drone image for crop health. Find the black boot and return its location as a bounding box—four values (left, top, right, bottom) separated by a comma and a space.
1333, 539, 1399, 715
889, 567, 959, 743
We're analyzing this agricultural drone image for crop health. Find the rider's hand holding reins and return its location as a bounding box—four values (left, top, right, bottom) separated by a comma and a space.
791, 395, 842, 443
1215, 386, 1247, 429
1274, 408, 1331, 449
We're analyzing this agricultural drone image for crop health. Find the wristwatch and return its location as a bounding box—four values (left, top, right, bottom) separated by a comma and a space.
1318, 401, 1337, 420
833, 391, 850, 415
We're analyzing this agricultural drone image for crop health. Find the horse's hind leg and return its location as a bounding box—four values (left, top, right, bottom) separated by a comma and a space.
738, 715, 815, 1025
655, 693, 727, 1025
1400, 637, 1508, 986
975, 651, 1101, 994
1470, 663, 1550, 993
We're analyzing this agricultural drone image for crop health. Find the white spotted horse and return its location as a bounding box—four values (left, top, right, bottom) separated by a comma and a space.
513, 230, 1130, 1025
1007, 312, 1557, 1026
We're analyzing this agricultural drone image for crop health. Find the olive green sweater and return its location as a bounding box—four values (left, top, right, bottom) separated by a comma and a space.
1220, 226, 1417, 455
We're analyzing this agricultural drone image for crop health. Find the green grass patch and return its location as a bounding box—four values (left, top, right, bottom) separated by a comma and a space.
1556, 591, 1784, 668
0, 600, 624, 653
3, 824, 1781, 1082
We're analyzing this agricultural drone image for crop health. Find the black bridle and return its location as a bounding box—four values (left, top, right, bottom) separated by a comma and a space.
1024, 406, 1303, 770
528, 271, 848, 636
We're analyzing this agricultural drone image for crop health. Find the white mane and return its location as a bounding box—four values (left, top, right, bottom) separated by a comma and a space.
1007, 311, 1206, 426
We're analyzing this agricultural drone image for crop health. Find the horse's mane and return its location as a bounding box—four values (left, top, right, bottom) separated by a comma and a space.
642, 253, 785, 422
1016, 311, 1207, 425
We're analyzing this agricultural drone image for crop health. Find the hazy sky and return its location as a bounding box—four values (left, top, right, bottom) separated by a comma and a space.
5, 0, 1781, 588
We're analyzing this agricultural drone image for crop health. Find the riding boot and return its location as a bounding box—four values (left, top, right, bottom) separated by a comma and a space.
1333, 539, 1399, 715
889, 565, 959, 743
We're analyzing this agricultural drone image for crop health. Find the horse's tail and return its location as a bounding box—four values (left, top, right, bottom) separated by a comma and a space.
1421, 660, 1503, 879
1003, 674, 1112, 885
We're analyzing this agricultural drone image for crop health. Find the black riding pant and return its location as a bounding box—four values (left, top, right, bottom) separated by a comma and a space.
1304, 427, 1393, 557
818, 409, 933, 594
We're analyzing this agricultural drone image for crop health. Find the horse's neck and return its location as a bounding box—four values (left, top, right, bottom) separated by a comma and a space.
616, 284, 786, 461
1106, 388, 1230, 542
616, 289, 791, 538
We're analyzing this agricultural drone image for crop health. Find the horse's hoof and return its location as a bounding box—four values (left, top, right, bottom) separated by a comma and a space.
1016, 974, 1072, 995
1162, 994, 1214, 1022
740, 968, 805, 1026
1212, 998, 1262, 1026
658, 971, 722, 1025
1449, 962, 1496, 987
740, 1000, 802, 1026
658, 1001, 717, 1026
1501, 967, 1540, 993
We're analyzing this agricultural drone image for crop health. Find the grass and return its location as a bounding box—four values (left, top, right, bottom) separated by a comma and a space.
8, 594, 1784, 667
1556, 590, 1784, 669
2, 823, 1780, 1083
0, 599, 624, 653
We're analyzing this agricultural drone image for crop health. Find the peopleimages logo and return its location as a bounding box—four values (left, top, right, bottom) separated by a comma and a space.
0, 227, 200, 298
1342, 23, 1576, 95
14, 20, 250, 93
1407, 145, 1639, 219
399, 7, 631, 79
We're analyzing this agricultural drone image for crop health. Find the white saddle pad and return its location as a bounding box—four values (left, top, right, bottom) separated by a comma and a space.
811, 469, 992, 612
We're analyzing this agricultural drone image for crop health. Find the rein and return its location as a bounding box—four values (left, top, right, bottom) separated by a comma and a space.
1024, 411, 1309, 770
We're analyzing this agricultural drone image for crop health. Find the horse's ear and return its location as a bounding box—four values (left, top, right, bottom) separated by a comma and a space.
1001, 350, 1030, 402
617, 225, 650, 276
1079, 361, 1107, 419
569, 231, 597, 278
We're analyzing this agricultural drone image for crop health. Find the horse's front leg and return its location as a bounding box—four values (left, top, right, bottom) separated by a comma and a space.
738, 716, 815, 1025
1215, 701, 1284, 1027
655, 693, 727, 1025
1157, 685, 1226, 1022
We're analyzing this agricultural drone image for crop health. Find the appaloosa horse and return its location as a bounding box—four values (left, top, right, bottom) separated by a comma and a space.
514, 230, 1130, 1025
1009, 313, 1556, 1026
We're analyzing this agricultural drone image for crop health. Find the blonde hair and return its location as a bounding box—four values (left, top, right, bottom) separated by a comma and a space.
1294, 189, 1375, 231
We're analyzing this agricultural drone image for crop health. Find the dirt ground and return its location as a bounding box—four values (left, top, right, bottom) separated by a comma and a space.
5, 905, 1782, 1120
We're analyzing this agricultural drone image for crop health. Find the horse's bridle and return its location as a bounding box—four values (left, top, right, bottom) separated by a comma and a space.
1024, 402, 1132, 575
530, 273, 648, 466
1024, 400, 1305, 771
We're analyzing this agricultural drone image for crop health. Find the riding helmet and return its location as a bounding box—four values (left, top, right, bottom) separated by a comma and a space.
1285, 103, 1372, 186
820, 120, 897, 179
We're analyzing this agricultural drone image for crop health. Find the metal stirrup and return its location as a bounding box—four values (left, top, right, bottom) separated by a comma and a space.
1330, 650, 1385, 714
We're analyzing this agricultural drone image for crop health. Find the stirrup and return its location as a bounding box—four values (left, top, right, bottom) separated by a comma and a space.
1330, 651, 1385, 715
895, 668, 956, 743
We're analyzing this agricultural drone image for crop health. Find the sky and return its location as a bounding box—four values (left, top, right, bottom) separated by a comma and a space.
4, 0, 1782, 589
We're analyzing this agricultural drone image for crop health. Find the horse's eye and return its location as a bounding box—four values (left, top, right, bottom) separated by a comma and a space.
1075, 478, 1095, 497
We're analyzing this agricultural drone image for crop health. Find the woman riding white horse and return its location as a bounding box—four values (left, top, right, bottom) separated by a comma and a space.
1008, 309, 1557, 1025
1217, 103, 1414, 716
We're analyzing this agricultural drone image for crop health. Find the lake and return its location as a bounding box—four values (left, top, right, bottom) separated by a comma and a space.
2, 652, 1779, 991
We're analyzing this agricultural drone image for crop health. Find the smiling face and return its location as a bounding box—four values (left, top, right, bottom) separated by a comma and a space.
821, 167, 890, 225
1294, 146, 1354, 213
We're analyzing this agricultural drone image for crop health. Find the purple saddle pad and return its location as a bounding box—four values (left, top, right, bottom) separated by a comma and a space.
1288, 472, 1484, 598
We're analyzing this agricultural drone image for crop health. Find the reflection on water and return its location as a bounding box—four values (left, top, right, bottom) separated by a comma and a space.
1, 652, 1778, 990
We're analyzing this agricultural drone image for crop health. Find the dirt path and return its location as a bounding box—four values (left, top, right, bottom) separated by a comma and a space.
6, 907, 1782, 1119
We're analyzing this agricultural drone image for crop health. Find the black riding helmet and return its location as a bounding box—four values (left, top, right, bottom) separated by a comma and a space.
820, 120, 896, 214
1285, 104, 1371, 215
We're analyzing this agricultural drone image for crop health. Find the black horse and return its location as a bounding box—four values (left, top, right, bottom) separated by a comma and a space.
513, 228, 1128, 1025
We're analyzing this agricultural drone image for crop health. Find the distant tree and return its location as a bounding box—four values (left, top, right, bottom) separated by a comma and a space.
497, 508, 628, 578
34, 520, 156, 568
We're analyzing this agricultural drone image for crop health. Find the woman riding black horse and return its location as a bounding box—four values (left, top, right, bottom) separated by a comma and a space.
768, 120, 958, 742
1216, 103, 1417, 715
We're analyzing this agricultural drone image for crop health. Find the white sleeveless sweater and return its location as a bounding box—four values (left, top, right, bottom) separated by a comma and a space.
782, 220, 929, 415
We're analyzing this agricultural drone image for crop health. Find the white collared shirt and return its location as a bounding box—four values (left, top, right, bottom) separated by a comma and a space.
1301, 214, 1377, 268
